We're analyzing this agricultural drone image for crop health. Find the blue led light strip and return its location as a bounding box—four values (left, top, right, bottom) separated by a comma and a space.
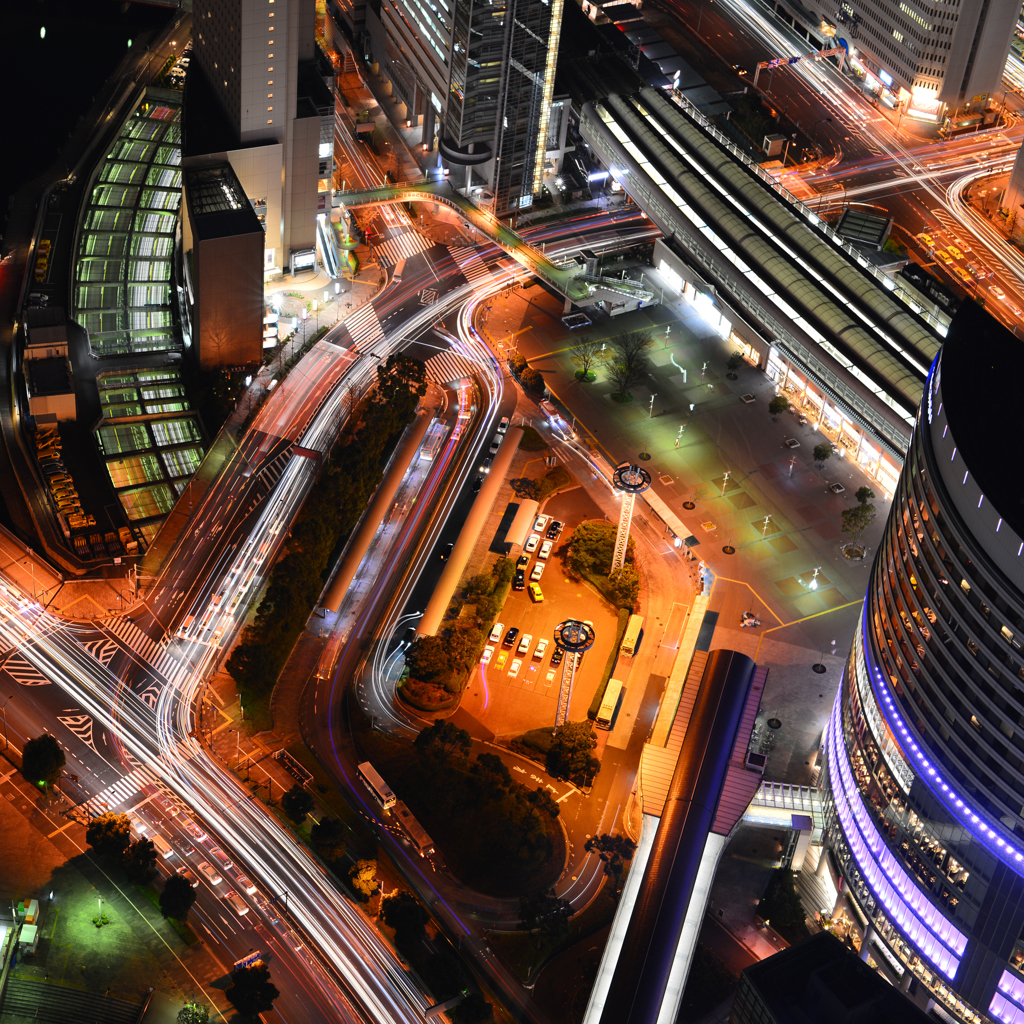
827, 700, 962, 979
859, 603, 1024, 875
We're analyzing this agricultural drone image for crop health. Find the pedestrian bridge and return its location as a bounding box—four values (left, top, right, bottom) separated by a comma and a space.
332, 178, 657, 309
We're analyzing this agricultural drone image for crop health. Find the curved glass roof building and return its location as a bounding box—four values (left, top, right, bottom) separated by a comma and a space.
822, 302, 1024, 1024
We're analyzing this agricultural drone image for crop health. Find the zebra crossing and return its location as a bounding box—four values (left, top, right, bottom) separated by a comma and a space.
342, 302, 385, 350
258, 445, 294, 490
104, 616, 185, 684
372, 229, 433, 267
2, 653, 49, 686
448, 246, 493, 286
425, 349, 479, 386
77, 762, 187, 819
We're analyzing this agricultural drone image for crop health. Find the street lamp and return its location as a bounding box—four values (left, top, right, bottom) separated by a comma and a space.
0, 695, 13, 751
648, 394, 657, 418
695, 0, 713, 38
761, 514, 773, 539
721, 470, 730, 496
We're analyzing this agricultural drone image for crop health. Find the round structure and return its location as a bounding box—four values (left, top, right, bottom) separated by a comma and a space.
613, 463, 651, 494
553, 619, 596, 653
822, 305, 1024, 1024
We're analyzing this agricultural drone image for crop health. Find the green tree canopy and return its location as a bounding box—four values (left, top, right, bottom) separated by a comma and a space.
508, 351, 528, 375
21, 733, 65, 790
855, 486, 875, 505
526, 787, 560, 822
726, 352, 744, 371
161, 874, 198, 922
520, 366, 545, 396
406, 623, 485, 692
176, 1002, 209, 1024
414, 719, 472, 765
226, 961, 280, 1018
518, 888, 572, 947
768, 395, 789, 417
310, 816, 346, 861
86, 812, 132, 861
607, 564, 640, 609
566, 521, 633, 578
123, 838, 158, 883
374, 354, 427, 426
349, 859, 379, 898
607, 330, 653, 401
547, 721, 600, 782
380, 890, 429, 942
841, 501, 877, 549
281, 784, 315, 824
812, 442, 833, 465
584, 833, 637, 897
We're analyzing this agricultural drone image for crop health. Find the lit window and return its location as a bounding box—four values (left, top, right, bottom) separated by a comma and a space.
269, 26, 274, 30
268, 80, 274, 84
268, 93, 273, 98
268, 67, 274, 71
268, 119, 274, 124
960, 579, 971, 594
267, 106, 273, 111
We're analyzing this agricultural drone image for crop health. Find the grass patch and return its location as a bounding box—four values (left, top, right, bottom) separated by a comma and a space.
518, 425, 548, 451
536, 465, 573, 503
574, 370, 597, 382
588, 608, 631, 718
610, 392, 634, 404
488, 884, 619, 982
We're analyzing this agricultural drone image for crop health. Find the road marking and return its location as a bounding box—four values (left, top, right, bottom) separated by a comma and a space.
46, 820, 79, 838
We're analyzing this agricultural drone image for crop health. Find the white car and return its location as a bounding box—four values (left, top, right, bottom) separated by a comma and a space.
509, 658, 523, 679
489, 622, 504, 643
533, 639, 548, 660
533, 514, 550, 533
538, 540, 553, 560
129, 815, 148, 834
197, 861, 222, 885
224, 890, 250, 917
481, 645, 494, 664
236, 874, 258, 895
517, 633, 533, 656
530, 561, 545, 582
991, 284, 1006, 299
497, 416, 510, 433
525, 534, 541, 553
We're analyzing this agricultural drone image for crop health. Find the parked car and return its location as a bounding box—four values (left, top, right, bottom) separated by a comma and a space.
538, 541, 553, 560
533, 514, 550, 532
509, 658, 523, 679
517, 633, 533, 656
546, 520, 563, 539
502, 627, 519, 647
513, 570, 526, 591
525, 534, 540, 553
489, 622, 504, 643
481, 645, 494, 664
530, 562, 545, 582
551, 647, 564, 666
529, 583, 544, 602
533, 638, 548, 659
516, 554, 530, 570
439, 542, 453, 561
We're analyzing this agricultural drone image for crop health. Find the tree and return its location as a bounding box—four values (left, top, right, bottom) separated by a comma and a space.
508, 351, 527, 375
757, 868, 805, 928
768, 395, 789, 419
584, 833, 637, 897
123, 838, 158, 883
726, 352, 744, 372
841, 501, 877, 551
812, 442, 833, 466
176, 1002, 209, 1024
226, 961, 280, 1019
161, 874, 198, 922
380, 890, 429, 942
349, 859, 379, 899
547, 721, 600, 782
518, 889, 571, 948
310, 816, 346, 861
86, 812, 132, 861
520, 366, 545, 396
281, 784, 314, 824
571, 337, 602, 380
526, 787, 560, 822
855, 486, 876, 505
607, 330, 653, 401
21, 733, 65, 792
566, 521, 632, 578
374, 353, 427, 424
414, 719, 472, 765
607, 564, 640, 609
450, 993, 494, 1024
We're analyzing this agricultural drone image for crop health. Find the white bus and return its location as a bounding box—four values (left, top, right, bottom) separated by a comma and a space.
394, 800, 435, 856
419, 421, 448, 462
620, 615, 644, 657
596, 679, 625, 730
357, 762, 396, 810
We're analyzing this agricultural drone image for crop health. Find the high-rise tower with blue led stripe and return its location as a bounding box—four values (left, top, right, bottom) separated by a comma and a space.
821, 301, 1024, 1024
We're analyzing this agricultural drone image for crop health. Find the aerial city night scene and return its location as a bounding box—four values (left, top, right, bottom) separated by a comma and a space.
2, 0, 1024, 1022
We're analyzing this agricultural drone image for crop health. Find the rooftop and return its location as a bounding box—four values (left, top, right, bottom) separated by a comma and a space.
184, 164, 263, 240
738, 931, 933, 1024
940, 300, 1024, 537
26, 357, 72, 397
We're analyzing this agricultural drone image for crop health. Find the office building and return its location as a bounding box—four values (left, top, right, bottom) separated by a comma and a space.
820, 301, 1024, 1023
731, 932, 933, 1024
837, 0, 1019, 121
366, 0, 563, 214
185, 0, 334, 276
182, 164, 265, 367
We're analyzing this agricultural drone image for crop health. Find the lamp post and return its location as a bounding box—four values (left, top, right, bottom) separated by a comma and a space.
721, 470, 730, 497
648, 393, 657, 418
761, 514, 773, 539
0, 695, 12, 751
696, 0, 713, 38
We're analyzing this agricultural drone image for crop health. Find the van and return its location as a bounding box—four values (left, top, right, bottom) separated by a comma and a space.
210, 845, 233, 870
150, 833, 173, 859
224, 891, 250, 917
488, 433, 502, 455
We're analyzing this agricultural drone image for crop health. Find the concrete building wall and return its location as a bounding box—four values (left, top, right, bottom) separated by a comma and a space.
193, 233, 265, 367
224, 142, 285, 269
284, 115, 321, 253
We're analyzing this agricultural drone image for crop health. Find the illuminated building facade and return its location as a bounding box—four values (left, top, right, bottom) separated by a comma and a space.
821, 302, 1024, 1023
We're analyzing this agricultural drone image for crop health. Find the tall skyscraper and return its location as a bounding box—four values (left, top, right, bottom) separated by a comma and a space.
821, 301, 1024, 1023
366, 0, 562, 215
186, 0, 333, 274
842, 0, 1019, 121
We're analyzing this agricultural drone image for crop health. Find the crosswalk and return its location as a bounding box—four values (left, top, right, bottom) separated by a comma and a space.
77, 762, 187, 819
2, 654, 49, 686
425, 349, 479, 386
258, 446, 294, 490
342, 302, 385, 350
104, 616, 184, 683
448, 245, 493, 286
373, 229, 433, 267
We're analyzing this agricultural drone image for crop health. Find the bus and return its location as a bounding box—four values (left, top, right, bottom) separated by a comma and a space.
394, 800, 435, 856
620, 614, 644, 657
419, 421, 448, 462
357, 762, 396, 810
596, 679, 625, 730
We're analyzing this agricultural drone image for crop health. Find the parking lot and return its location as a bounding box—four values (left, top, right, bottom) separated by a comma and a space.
459, 496, 621, 740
